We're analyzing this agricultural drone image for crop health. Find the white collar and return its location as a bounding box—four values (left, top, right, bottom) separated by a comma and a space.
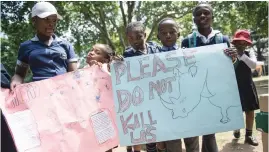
31, 35, 62, 42
132, 44, 148, 54
196, 28, 221, 44
161, 44, 179, 51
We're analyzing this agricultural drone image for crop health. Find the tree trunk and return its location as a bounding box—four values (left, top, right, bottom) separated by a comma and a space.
135, 1, 142, 21
127, 1, 135, 23
120, 1, 127, 28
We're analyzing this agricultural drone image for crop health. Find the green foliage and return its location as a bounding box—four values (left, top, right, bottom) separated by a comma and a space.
212, 1, 268, 36
1, 1, 268, 77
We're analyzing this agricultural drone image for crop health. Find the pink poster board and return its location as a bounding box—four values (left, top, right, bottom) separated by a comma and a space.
0, 65, 119, 152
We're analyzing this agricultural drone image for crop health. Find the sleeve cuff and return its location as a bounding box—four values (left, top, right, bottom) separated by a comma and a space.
238, 54, 248, 61
16, 60, 29, 68
68, 58, 78, 63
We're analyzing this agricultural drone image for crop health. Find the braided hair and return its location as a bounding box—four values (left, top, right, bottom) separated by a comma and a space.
96, 44, 123, 72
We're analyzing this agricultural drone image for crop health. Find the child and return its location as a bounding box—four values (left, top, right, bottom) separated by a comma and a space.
85, 43, 123, 72
85, 43, 120, 152
157, 17, 199, 152
123, 21, 159, 152
231, 30, 259, 146
158, 18, 180, 52
181, 2, 237, 152
11, 2, 78, 90
86, 44, 113, 67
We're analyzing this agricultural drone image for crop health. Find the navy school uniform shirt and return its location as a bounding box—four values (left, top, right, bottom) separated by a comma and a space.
17, 34, 78, 81
181, 29, 230, 48
123, 42, 160, 58
158, 44, 179, 52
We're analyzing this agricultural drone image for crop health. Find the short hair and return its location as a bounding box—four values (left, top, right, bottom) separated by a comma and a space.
192, 2, 213, 16
125, 21, 146, 35
157, 17, 179, 32
100, 44, 115, 57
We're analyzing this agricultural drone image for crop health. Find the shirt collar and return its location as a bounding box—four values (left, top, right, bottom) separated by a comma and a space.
161, 44, 179, 51
196, 28, 221, 44
31, 34, 62, 42
131, 44, 148, 54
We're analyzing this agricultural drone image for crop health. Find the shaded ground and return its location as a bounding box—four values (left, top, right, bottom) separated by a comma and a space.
216, 130, 262, 152
113, 129, 263, 152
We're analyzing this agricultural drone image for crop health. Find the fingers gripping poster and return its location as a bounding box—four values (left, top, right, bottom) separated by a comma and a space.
110, 43, 244, 146
0, 65, 119, 152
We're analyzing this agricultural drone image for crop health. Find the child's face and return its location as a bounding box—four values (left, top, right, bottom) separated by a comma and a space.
127, 29, 146, 50
158, 20, 179, 47
33, 15, 58, 37
193, 5, 213, 29
86, 44, 109, 64
233, 40, 248, 52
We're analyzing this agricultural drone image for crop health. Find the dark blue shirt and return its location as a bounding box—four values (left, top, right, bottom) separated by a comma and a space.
123, 42, 160, 58
158, 44, 179, 52
17, 35, 78, 81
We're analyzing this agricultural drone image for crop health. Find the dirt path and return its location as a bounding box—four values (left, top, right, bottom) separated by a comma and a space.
216, 130, 262, 152
113, 130, 263, 152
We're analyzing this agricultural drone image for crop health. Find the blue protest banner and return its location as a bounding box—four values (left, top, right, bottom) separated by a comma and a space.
111, 43, 244, 146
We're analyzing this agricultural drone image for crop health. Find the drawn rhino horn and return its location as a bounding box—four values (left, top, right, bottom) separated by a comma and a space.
160, 96, 175, 110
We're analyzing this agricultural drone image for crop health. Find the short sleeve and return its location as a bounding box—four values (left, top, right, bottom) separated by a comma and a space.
181, 38, 189, 48
123, 47, 132, 58
63, 42, 78, 63
222, 35, 231, 48
123, 51, 127, 58
17, 43, 30, 68
123, 50, 131, 58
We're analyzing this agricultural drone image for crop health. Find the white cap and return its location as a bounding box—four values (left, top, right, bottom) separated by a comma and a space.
31, 2, 62, 20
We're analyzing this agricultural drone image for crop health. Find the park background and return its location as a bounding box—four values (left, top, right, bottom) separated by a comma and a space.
1, 1, 268, 152
1, 1, 268, 79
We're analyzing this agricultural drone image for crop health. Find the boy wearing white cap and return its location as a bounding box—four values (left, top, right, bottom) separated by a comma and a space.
11, 2, 78, 90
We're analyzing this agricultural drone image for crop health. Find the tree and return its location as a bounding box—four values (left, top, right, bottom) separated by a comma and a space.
212, 1, 268, 36
211, 1, 268, 61
1, 1, 268, 76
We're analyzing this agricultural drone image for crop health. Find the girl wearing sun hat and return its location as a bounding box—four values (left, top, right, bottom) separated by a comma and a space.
232, 29, 260, 146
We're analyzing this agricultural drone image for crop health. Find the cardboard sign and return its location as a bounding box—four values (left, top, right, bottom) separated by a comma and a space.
111, 43, 244, 146
0, 65, 119, 152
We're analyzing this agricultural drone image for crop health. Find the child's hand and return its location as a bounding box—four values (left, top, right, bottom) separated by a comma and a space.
224, 47, 237, 62
236, 49, 244, 56
89, 60, 103, 68
111, 55, 124, 62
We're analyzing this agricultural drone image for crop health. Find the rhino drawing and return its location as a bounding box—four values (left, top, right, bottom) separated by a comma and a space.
159, 49, 241, 124
160, 68, 213, 119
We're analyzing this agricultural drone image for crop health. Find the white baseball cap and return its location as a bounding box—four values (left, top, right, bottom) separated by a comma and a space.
31, 2, 62, 20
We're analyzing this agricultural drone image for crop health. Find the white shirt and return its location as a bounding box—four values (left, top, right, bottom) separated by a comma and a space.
238, 49, 257, 69
196, 28, 221, 44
